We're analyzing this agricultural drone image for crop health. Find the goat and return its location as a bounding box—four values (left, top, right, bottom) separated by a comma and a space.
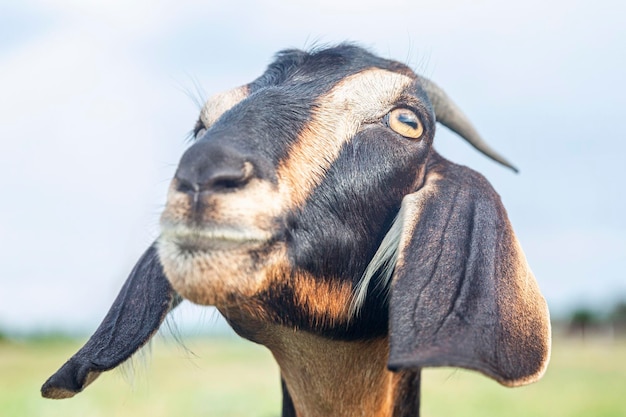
41, 44, 551, 417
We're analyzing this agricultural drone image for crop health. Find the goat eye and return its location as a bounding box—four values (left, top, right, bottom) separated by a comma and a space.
386, 108, 423, 139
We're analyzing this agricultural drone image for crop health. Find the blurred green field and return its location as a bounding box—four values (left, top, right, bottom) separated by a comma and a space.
1, 335, 625, 417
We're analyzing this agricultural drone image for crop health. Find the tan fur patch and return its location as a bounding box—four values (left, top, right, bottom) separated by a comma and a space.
277, 68, 414, 208
200, 85, 249, 127
41, 371, 101, 399
267, 331, 407, 417
292, 273, 354, 326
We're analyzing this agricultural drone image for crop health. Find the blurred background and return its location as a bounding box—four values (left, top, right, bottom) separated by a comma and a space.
1, 1, 625, 416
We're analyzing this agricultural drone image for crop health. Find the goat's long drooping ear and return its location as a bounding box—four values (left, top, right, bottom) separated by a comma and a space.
41, 244, 177, 399
387, 154, 551, 387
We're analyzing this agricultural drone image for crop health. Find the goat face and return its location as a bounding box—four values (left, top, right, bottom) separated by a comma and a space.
42, 45, 550, 407
158, 51, 435, 339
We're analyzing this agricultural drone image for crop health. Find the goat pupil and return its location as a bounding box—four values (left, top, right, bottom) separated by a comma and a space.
398, 113, 418, 129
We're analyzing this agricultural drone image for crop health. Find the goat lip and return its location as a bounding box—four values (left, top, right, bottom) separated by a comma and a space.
160, 226, 272, 252
177, 237, 260, 252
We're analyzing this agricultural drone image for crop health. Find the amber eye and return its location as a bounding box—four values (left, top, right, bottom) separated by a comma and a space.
386, 108, 423, 139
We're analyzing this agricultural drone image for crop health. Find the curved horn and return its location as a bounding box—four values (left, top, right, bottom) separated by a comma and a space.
419, 76, 519, 173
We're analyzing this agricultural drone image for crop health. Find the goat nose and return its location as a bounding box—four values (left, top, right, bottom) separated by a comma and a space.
174, 143, 254, 194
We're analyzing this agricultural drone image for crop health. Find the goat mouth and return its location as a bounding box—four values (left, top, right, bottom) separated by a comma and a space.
160, 225, 273, 253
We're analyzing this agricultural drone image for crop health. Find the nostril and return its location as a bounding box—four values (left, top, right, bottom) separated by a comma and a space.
202, 162, 253, 192
176, 177, 199, 195
210, 177, 242, 191
175, 161, 254, 195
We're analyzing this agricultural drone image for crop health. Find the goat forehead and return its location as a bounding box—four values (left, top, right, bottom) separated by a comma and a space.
222, 68, 417, 137
316, 68, 416, 117
200, 65, 418, 129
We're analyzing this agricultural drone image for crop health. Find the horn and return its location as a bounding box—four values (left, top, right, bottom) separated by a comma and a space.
419, 76, 519, 173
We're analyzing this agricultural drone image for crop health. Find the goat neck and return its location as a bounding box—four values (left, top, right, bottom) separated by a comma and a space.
271, 326, 420, 417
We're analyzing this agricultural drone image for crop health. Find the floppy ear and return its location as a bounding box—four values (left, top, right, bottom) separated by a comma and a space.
387, 154, 551, 387
41, 244, 177, 399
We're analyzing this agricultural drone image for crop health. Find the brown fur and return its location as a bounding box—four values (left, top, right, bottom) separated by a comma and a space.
291, 272, 355, 327
267, 330, 408, 417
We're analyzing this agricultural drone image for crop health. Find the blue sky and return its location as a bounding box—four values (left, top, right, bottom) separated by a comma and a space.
1, 0, 625, 333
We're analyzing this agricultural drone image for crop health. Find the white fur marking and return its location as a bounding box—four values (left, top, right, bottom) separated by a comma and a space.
350, 204, 406, 315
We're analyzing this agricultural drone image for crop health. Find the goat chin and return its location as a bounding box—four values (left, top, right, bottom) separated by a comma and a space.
157, 230, 282, 307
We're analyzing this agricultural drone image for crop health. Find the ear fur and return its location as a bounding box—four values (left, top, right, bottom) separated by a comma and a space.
41, 244, 176, 399
388, 153, 550, 387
